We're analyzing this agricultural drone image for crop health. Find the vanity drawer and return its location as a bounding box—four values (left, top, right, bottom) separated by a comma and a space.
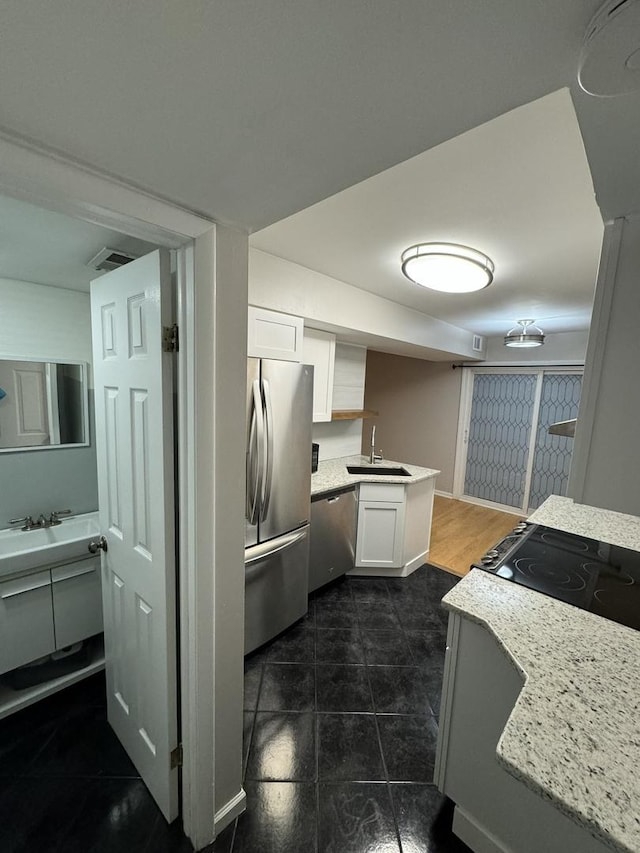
0, 570, 56, 674
51, 557, 103, 648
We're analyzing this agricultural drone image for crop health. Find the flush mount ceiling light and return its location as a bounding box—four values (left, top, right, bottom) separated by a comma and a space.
504, 319, 545, 348
400, 243, 494, 293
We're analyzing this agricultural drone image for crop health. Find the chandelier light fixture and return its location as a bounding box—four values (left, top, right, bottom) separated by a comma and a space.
504, 319, 545, 348
400, 242, 494, 293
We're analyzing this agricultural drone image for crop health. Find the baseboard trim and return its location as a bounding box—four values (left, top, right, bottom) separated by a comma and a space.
347, 550, 428, 578
434, 489, 454, 498
453, 805, 511, 853
214, 788, 246, 836
450, 494, 523, 517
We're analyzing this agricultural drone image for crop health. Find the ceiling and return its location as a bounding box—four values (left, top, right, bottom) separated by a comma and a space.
0, 194, 157, 291
251, 89, 604, 337
0, 1, 637, 340
0, 0, 614, 232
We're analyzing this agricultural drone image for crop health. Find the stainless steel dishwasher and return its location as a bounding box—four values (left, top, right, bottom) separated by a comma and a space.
309, 485, 357, 593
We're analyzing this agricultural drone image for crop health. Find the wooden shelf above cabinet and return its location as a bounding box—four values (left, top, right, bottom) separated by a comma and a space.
331, 409, 378, 421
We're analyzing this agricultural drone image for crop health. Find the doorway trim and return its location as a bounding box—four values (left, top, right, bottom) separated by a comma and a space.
0, 129, 242, 849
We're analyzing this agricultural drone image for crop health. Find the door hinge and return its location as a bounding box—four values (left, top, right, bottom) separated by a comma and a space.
163, 324, 179, 353
170, 744, 183, 769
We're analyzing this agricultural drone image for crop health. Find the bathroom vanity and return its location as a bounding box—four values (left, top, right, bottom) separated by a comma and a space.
0, 512, 105, 719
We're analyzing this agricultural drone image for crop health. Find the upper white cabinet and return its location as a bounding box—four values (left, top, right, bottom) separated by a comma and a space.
303, 328, 336, 422
332, 343, 367, 411
248, 306, 303, 362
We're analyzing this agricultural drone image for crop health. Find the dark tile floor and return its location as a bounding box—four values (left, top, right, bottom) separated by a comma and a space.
0, 563, 465, 853
215, 563, 469, 853
0, 672, 192, 853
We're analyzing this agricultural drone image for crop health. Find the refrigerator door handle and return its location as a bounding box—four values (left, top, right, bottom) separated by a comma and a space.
244, 527, 308, 569
247, 378, 265, 525
260, 377, 275, 521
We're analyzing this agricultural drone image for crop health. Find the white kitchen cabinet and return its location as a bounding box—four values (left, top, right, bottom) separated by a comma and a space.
355, 483, 405, 569
247, 305, 303, 362
302, 327, 336, 422
0, 569, 56, 673
353, 477, 436, 575
435, 613, 610, 853
51, 556, 103, 648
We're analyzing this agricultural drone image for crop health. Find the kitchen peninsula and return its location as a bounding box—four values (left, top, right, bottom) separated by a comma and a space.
435, 495, 640, 853
311, 455, 440, 577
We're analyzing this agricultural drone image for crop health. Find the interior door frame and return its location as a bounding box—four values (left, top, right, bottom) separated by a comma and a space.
0, 130, 244, 849
453, 365, 584, 515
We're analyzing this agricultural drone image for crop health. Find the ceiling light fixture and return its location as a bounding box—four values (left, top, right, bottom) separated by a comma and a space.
504, 319, 545, 348
400, 243, 494, 293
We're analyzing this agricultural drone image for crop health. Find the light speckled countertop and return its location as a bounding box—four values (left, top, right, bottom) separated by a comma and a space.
443, 496, 640, 853
529, 494, 640, 551
311, 455, 440, 497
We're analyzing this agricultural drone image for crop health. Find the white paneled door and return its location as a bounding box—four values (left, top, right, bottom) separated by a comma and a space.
91, 250, 178, 822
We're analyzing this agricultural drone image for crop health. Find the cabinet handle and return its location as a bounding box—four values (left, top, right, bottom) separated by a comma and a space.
1, 577, 52, 599
327, 496, 340, 503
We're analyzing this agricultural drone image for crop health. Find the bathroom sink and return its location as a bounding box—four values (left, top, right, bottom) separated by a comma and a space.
0, 512, 101, 578
346, 465, 411, 476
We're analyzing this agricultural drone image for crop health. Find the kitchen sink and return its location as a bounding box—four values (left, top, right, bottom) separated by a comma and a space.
346, 465, 411, 476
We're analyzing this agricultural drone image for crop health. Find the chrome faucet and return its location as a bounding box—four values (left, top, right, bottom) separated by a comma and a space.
369, 425, 382, 464
8, 509, 72, 531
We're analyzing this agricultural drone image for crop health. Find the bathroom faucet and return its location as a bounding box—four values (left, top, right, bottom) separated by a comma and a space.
369, 425, 382, 464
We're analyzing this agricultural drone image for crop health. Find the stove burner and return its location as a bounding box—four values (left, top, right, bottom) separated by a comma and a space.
472, 523, 640, 632
539, 530, 591, 552
512, 557, 588, 592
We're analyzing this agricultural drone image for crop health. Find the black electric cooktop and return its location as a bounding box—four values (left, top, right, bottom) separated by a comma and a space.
472, 523, 640, 631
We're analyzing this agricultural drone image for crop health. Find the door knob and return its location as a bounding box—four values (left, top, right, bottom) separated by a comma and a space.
88, 536, 108, 554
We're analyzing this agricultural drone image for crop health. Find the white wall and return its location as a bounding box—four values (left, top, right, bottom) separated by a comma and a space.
312, 342, 367, 460
249, 248, 482, 361
0, 277, 92, 365
569, 217, 640, 515
484, 330, 588, 364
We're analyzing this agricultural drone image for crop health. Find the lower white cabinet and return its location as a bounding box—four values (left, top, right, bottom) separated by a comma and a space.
0, 555, 103, 676
436, 613, 611, 853
0, 570, 56, 673
355, 483, 405, 568
51, 558, 103, 648
353, 477, 436, 575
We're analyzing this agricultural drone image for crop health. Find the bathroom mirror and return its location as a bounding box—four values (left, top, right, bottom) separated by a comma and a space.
0, 358, 89, 452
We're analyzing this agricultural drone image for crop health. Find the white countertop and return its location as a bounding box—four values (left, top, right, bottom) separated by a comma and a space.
529, 494, 640, 551
443, 496, 640, 853
311, 454, 440, 497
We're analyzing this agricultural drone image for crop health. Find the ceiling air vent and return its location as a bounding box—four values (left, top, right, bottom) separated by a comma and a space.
87, 247, 138, 272
472, 334, 484, 353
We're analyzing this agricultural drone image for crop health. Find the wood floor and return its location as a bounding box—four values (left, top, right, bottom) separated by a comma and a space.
429, 496, 523, 577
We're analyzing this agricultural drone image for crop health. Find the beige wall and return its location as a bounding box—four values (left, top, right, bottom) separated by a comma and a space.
362, 351, 462, 493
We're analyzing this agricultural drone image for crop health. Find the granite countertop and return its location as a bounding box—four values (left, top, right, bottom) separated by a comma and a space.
443, 497, 640, 853
529, 494, 640, 551
311, 455, 440, 497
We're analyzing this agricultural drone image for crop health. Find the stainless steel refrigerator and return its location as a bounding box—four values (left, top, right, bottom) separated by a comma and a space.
244, 357, 313, 654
